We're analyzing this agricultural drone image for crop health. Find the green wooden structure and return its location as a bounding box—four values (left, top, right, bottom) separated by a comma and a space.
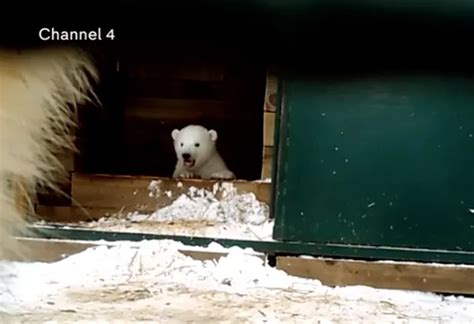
266, 1, 474, 265
272, 74, 474, 264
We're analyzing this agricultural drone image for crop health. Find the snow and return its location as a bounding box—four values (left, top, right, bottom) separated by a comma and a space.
253, 178, 272, 183
72, 183, 274, 241
1, 239, 473, 322
15, 179, 474, 321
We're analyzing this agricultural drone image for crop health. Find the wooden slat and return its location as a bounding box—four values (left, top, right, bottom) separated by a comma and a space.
277, 256, 474, 295
6, 238, 264, 263
5, 238, 98, 263
260, 72, 278, 179
124, 58, 225, 82
71, 173, 271, 211
124, 97, 241, 121
261, 146, 273, 179
264, 73, 278, 113
126, 78, 251, 102
57, 150, 75, 172
179, 250, 265, 262
35, 205, 118, 222
263, 112, 275, 147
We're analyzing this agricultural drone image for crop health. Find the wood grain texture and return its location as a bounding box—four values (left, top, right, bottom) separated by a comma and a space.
35, 205, 117, 222
264, 74, 278, 113
277, 256, 474, 295
260, 72, 278, 179
261, 146, 273, 179
71, 172, 271, 210
5, 238, 98, 263
57, 150, 75, 173
263, 112, 275, 147
8, 238, 264, 263
124, 97, 241, 121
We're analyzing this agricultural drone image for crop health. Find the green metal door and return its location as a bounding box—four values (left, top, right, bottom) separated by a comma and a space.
273, 73, 474, 263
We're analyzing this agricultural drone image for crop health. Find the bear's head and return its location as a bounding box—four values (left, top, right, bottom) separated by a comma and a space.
171, 125, 218, 170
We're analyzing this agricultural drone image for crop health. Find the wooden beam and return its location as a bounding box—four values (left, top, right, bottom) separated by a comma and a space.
57, 149, 75, 173
124, 97, 241, 121
263, 73, 278, 113
260, 71, 278, 179
4, 238, 99, 263
179, 249, 265, 262
5, 237, 264, 263
69, 172, 271, 214
261, 146, 273, 179
263, 112, 275, 147
34, 173, 270, 223
35, 205, 118, 222
125, 58, 225, 82
277, 256, 474, 295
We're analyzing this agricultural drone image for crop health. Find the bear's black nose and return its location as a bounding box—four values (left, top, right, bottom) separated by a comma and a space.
182, 153, 191, 160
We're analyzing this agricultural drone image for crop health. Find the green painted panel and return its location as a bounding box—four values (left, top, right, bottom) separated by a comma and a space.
273, 74, 474, 254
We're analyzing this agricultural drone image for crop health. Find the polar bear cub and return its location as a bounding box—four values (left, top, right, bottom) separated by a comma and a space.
171, 125, 235, 180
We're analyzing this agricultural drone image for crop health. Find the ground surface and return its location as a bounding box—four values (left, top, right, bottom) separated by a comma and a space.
1, 240, 473, 323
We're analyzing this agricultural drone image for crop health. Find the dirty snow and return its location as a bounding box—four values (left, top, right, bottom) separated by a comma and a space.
1, 239, 473, 323
75, 183, 274, 241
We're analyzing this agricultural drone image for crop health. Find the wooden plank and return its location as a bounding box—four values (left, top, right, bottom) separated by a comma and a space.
264, 73, 278, 113
4, 238, 99, 263
260, 71, 278, 179
35, 205, 118, 222
71, 173, 271, 210
124, 58, 225, 82
179, 250, 265, 262
124, 97, 241, 121
126, 78, 250, 102
263, 112, 275, 147
6, 238, 264, 263
277, 256, 474, 295
57, 150, 75, 172
261, 146, 273, 179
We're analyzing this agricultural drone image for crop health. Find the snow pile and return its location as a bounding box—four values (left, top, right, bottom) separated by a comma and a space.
0, 240, 316, 312
131, 183, 269, 226
80, 182, 274, 240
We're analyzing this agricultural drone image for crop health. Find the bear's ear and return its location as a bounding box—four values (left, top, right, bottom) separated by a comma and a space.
171, 129, 180, 141
209, 129, 218, 142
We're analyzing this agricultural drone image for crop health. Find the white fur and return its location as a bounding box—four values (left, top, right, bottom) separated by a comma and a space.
0, 47, 98, 260
171, 125, 235, 180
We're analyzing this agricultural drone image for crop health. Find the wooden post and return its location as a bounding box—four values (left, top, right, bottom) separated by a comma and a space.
261, 71, 278, 179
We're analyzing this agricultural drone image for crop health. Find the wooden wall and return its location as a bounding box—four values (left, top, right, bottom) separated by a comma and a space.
75, 43, 267, 181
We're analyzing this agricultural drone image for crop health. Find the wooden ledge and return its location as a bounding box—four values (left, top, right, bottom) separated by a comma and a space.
277, 256, 474, 295
5, 237, 265, 263
35, 172, 271, 223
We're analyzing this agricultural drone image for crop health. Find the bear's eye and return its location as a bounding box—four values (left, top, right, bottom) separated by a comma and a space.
180, 143, 183, 147
195, 143, 200, 147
